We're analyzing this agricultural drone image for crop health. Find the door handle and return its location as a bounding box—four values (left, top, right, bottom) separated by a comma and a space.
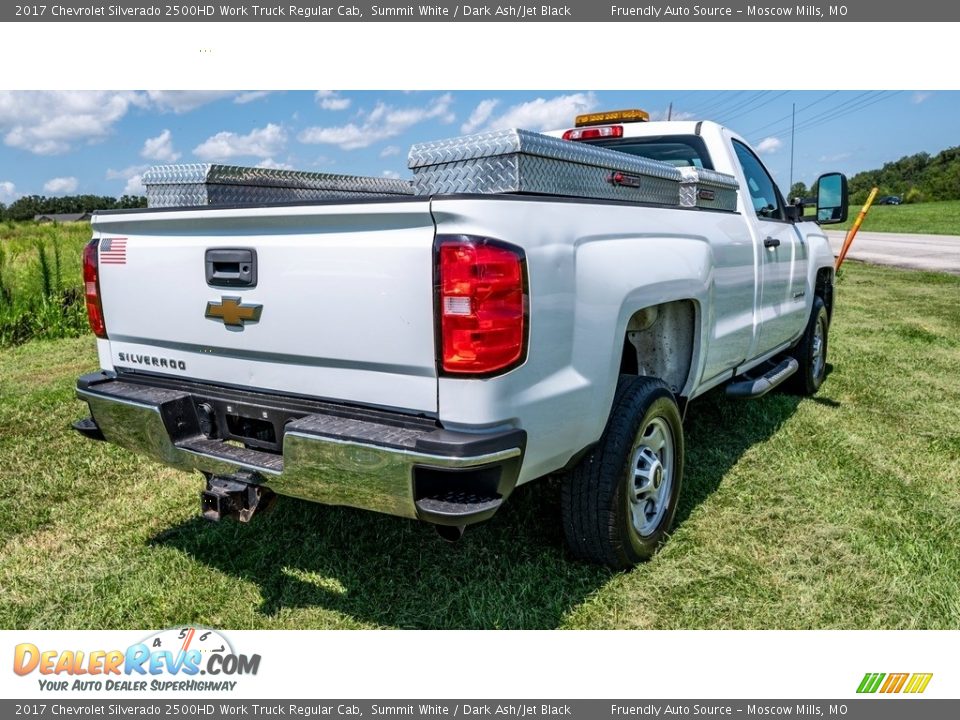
205, 248, 257, 287
763, 237, 781, 249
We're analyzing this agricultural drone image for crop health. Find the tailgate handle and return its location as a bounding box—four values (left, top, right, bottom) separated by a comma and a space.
206, 249, 257, 287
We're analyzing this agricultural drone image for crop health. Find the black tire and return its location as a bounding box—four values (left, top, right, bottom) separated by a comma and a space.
788, 295, 829, 396
561, 375, 684, 570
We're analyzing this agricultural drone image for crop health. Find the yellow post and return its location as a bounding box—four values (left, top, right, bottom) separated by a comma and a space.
836, 186, 879, 270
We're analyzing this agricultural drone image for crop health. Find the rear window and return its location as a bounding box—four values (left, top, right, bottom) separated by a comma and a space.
585, 134, 714, 170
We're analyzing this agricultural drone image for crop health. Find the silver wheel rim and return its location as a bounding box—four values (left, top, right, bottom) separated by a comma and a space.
811, 314, 827, 380
629, 417, 675, 538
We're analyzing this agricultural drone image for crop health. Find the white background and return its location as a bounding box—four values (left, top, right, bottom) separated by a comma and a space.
2, 18, 957, 702
0, 22, 956, 91
2, 630, 954, 698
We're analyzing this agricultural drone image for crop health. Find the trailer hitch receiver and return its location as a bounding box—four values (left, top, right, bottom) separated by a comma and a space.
201, 473, 275, 522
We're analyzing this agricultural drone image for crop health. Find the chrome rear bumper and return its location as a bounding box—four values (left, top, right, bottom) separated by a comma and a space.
75, 373, 524, 525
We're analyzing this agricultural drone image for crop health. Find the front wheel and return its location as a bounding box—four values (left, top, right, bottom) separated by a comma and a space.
561, 375, 684, 569
788, 295, 829, 396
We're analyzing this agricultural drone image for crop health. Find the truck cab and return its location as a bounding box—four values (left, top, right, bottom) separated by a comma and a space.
546, 114, 838, 391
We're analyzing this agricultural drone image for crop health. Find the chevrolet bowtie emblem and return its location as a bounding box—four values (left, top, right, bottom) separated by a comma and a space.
205, 297, 263, 328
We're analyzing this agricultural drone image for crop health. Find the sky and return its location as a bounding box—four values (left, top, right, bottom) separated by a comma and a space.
0, 89, 955, 204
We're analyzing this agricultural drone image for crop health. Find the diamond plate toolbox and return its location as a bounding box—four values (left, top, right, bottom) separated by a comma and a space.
142, 164, 413, 208
677, 167, 739, 211
408, 129, 682, 205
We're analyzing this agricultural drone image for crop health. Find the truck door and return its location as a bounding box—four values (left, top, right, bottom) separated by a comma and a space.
732, 140, 805, 354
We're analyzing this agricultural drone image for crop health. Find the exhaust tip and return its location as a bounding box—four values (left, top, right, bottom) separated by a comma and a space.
434, 523, 466, 543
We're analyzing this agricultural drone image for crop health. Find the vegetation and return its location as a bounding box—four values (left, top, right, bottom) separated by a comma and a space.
847, 146, 960, 205
793, 145, 960, 206
0, 221, 91, 346
0, 194, 145, 222
827, 199, 960, 236
1, 261, 957, 629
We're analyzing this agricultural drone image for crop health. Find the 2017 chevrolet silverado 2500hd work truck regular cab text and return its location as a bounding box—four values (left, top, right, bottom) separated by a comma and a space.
73, 110, 848, 569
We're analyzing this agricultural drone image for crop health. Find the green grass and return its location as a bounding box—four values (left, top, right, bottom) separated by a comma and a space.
1, 261, 959, 629
830, 199, 960, 235
0, 221, 91, 347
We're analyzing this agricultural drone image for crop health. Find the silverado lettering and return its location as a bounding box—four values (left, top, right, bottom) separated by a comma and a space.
117, 352, 187, 371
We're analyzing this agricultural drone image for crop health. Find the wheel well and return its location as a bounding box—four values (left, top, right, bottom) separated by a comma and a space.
815, 267, 834, 320
618, 300, 696, 395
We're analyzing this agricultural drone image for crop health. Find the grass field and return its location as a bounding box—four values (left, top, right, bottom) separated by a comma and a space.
830, 199, 960, 235
1, 261, 959, 630
0, 221, 90, 346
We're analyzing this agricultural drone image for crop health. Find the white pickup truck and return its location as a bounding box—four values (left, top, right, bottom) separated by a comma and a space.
73, 110, 848, 569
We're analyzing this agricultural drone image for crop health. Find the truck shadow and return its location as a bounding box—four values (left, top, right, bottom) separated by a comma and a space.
151, 376, 829, 629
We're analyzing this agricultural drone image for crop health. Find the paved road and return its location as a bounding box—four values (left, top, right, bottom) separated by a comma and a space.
827, 231, 960, 274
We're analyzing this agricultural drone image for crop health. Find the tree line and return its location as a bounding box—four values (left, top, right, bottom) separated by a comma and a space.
0, 194, 147, 221
790, 145, 960, 205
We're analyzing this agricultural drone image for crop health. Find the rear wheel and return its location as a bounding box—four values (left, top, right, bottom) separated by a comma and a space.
788, 295, 829, 396
561, 375, 684, 569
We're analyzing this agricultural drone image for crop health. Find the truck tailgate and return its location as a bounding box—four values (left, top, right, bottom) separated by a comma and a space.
92, 201, 439, 414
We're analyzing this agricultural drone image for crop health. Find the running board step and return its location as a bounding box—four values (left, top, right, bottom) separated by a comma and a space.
725, 357, 799, 399
72, 416, 105, 442
415, 491, 504, 525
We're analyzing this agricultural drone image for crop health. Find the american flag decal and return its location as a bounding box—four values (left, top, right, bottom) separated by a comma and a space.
100, 237, 127, 265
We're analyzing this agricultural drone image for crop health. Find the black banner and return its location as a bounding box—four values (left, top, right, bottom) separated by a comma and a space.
4, 0, 960, 23
3, 700, 957, 719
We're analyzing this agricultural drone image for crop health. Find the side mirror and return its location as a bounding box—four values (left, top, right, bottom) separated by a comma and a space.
816, 172, 848, 224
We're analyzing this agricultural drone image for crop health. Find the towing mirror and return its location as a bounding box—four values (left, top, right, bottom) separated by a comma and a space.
816, 172, 848, 224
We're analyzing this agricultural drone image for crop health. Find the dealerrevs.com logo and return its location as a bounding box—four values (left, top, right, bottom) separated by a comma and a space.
13, 627, 260, 693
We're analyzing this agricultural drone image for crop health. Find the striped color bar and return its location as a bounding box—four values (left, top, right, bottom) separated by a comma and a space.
857, 673, 885, 693
904, 673, 934, 694
858, 672, 932, 694
879, 673, 909, 693
101, 237, 128, 265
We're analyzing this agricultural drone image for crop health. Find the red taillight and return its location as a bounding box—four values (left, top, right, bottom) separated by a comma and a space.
562, 125, 624, 141
437, 236, 527, 375
82, 239, 107, 339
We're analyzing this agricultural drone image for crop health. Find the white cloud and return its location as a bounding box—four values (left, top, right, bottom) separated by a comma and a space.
0, 91, 263, 155
0, 90, 145, 155
461, 99, 500, 134
193, 123, 287, 161
141, 129, 180, 162
299, 94, 455, 150
316, 91, 351, 111
381, 170, 402, 180
106, 165, 149, 196
123, 175, 146, 195
912, 91, 933, 104
0, 181, 17, 203
379, 145, 401, 158
106, 165, 147, 181
818, 151, 852, 163
146, 91, 235, 113
756, 136, 783, 154
235, 91, 270, 105
255, 158, 296, 170
43, 176, 78, 194
477, 93, 598, 133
